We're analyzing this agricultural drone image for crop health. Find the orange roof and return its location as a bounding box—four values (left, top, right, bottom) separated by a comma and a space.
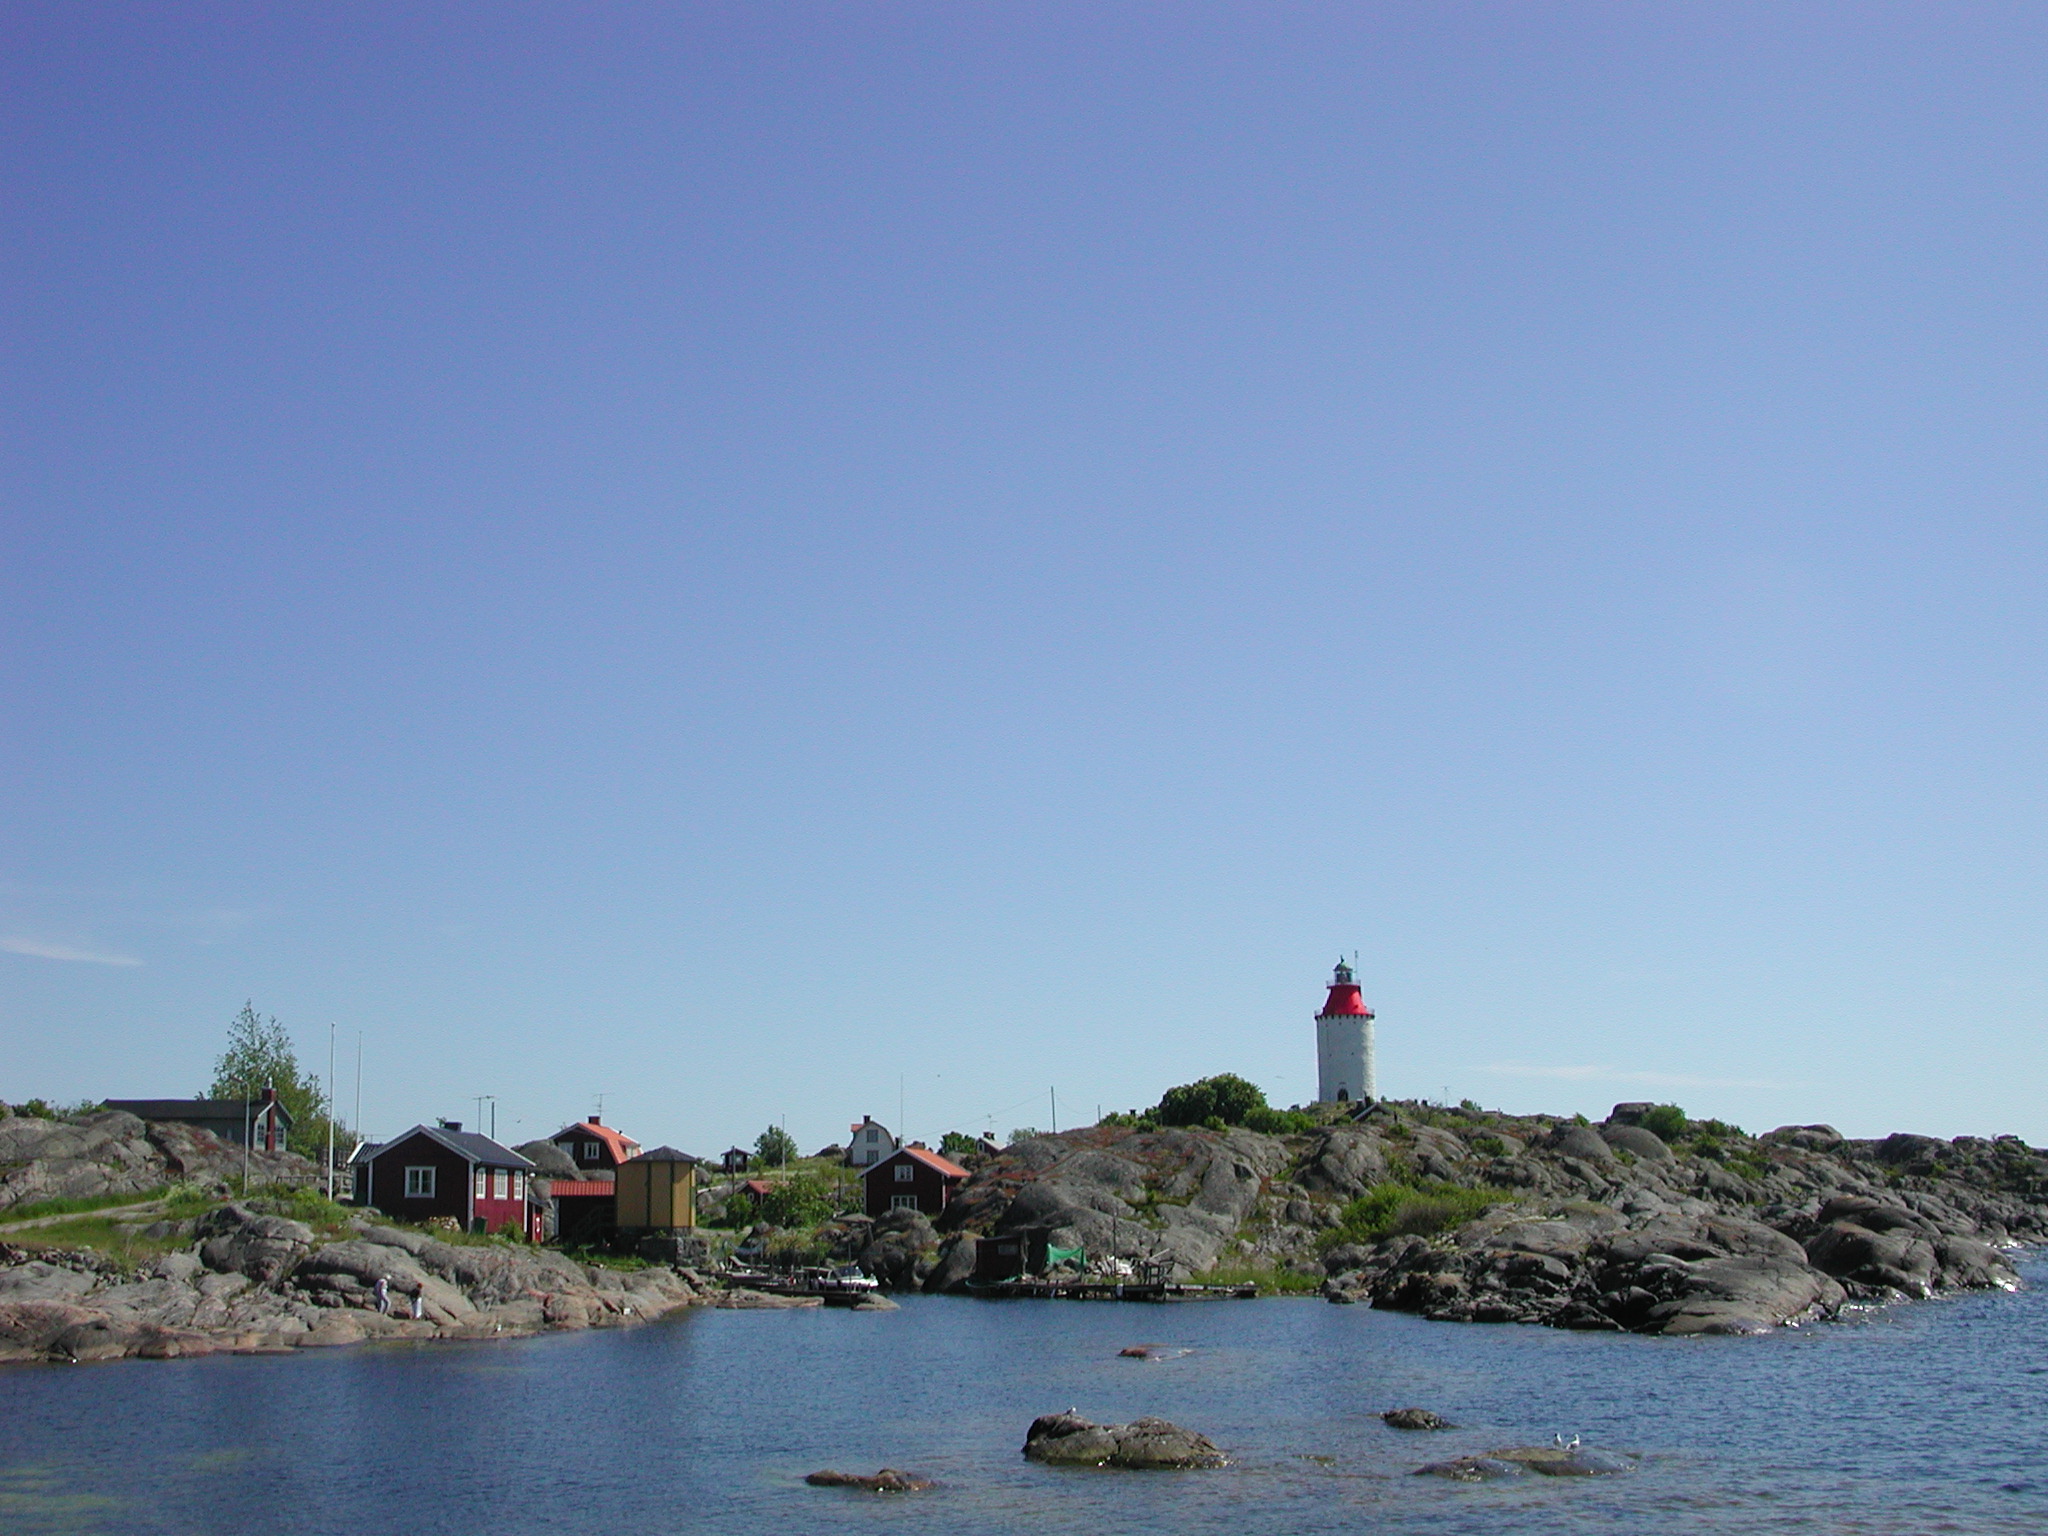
553, 1120, 640, 1165
866, 1144, 969, 1180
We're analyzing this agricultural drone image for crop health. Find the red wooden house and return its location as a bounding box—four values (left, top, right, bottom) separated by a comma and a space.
860, 1143, 969, 1219
353, 1121, 539, 1237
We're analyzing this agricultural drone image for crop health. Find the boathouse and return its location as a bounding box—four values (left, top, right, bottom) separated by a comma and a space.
861, 1143, 968, 1219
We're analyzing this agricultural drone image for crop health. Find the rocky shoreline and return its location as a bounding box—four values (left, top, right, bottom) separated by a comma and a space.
903, 1101, 2045, 1335
4, 1099, 2044, 1362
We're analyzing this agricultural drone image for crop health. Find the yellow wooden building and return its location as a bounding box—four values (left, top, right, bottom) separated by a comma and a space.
615, 1145, 701, 1231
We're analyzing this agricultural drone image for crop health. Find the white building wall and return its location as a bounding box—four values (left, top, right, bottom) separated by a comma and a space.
1317, 1013, 1376, 1104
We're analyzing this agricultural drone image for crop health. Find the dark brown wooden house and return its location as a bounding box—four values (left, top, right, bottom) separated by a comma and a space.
860, 1143, 968, 1219
353, 1121, 538, 1236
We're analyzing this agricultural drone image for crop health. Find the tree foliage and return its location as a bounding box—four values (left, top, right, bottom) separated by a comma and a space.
753, 1125, 799, 1167
1639, 1104, 1690, 1141
1153, 1073, 1268, 1128
205, 1002, 339, 1155
938, 1130, 979, 1163
755, 1171, 839, 1228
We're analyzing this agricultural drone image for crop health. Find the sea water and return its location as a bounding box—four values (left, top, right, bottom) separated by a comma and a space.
2, 1258, 2043, 1536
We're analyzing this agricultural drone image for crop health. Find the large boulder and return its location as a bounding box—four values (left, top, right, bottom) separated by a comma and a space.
1549, 1126, 1615, 1163
196, 1204, 313, 1284
515, 1140, 578, 1178
1599, 1124, 1675, 1163
1022, 1413, 1225, 1469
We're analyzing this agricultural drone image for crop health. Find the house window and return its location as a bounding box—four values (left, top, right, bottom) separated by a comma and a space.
867, 1128, 879, 1142
583, 1141, 602, 1163
511, 1172, 524, 1201
404, 1166, 435, 1199
894, 1164, 914, 1182
492, 1169, 508, 1201
891, 1194, 918, 1211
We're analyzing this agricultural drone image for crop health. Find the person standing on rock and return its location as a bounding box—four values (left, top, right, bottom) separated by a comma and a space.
374, 1277, 389, 1314
410, 1290, 425, 1320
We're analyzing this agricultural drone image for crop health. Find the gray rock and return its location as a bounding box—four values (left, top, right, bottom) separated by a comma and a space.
0, 1262, 100, 1301
1419, 1445, 1633, 1479
1599, 1124, 1675, 1162
1550, 1126, 1616, 1162
1382, 1408, 1452, 1430
1022, 1412, 1226, 1469
195, 1204, 314, 1284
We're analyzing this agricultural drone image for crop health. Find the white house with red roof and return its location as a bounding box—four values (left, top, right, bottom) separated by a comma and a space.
845, 1115, 899, 1169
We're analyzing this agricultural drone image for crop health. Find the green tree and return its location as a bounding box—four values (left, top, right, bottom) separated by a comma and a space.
754, 1125, 799, 1168
757, 1171, 838, 1227
204, 1002, 340, 1157
1153, 1073, 1269, 1128
938, 1131, 979, 1163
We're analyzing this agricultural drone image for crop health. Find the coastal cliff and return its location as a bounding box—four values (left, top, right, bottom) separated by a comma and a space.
917, 1102, 2046, 1334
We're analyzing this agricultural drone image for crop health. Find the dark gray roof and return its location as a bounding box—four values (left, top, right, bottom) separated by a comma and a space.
376, 1124, 535, 1170
625, 1145, 701, 1163
106, 1097, 293, 1125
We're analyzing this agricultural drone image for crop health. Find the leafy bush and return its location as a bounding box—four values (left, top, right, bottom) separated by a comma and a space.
1096, 1110, 1157, 1131
1154, 1073, 1268, 1128
1321, 1181, 1510, 1248
1242, 1105, 1320, 1135
1470, 1135, 1507, 1157
939, 1131, 979, 1162
754, 1125, 799, 1168
755, 1172, 839, 1229
1191, 1260, 1321, 1294
1639, 1104, 1689, 1141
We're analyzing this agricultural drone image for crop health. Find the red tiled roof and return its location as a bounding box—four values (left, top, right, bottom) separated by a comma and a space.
865, 1145, 969, 1181
546, 1181, 615, 1198
553, 1120, 640, 1166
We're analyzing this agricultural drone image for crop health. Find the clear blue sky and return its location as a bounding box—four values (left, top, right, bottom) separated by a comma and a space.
7, 4, 2048, 1151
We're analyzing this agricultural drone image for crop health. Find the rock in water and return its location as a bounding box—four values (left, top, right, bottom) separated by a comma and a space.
1418, 1445, 1633, 1479
804, 1468, 933, 1492
1381, 1408, 1452, 1430
1022, 1412, 1226, 1469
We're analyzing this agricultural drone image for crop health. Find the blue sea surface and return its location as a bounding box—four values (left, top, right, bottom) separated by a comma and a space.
2, 1259, 2043, 1536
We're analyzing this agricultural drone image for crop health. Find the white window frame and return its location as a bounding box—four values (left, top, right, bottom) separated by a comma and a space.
492, 1169, 508, 1201
404, 1166, 436, 1199
890, 1194, 918, 1211
894, 1163, 915, 1182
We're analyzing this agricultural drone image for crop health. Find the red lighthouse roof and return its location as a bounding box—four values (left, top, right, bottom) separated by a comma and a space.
1317, 959, 1374, 1019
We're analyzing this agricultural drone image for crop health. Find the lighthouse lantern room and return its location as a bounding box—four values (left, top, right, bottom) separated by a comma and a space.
1315, 959, 1376, 1105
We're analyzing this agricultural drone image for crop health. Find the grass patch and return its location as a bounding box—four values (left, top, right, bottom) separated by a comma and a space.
1190, 1260, 1321, 1295
12, 1216, 188, 1271
0, 1186, 173, 1226
1319, 1181, 1512, 1249
562, 1247, 650, 1271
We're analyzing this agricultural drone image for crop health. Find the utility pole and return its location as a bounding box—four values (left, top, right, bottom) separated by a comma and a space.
1050, 1086, 1058, 1134
326, 1022, 337, 1201
241, 1090, 250, 1194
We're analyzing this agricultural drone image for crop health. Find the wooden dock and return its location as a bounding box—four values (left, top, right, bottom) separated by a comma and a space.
966, 1278, 1259, 1302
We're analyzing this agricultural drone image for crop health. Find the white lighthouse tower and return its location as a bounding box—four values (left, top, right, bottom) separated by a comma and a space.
1315, 959, 1376, 1105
